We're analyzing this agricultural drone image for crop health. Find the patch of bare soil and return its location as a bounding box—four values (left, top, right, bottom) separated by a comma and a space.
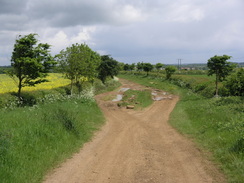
43, 79, 225, 183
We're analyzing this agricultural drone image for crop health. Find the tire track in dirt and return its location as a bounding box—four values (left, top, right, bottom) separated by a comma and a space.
43, 79, 225, 183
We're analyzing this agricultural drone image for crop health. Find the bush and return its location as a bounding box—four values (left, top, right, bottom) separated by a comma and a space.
165, 66, 177, 79
223, 68, 244, 96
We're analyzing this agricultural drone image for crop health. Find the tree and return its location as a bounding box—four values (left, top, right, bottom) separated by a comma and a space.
123, 63, 130, 71
165, 66, 176, 80
8, 33, 55, 100
98, 55, 120, 84
57, 43, 101, 94
223, 68, 244, 96
137, 62, 144, 73
143, 63, 153, 76
155, 63, 164, 76
129, 63, 135, 73
207, 55, 236, 96
118, 62, 125, 71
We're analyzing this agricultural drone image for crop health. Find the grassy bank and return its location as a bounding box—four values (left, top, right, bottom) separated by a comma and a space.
0, 79, 120, 183
120, 71, 219, 98
119, 74, 244, 183
118, 89, 153, 110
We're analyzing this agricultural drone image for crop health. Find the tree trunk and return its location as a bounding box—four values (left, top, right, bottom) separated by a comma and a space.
18, 77, 22, 102
70, 80, 73, 96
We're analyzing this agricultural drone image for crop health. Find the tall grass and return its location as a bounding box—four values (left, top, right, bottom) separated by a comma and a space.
0, 78, 120, 183
0, 97, 104, 183
119, 73, 244, 183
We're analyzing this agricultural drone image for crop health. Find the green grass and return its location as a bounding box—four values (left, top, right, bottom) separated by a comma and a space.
0, 78, 120, 183
119, 73, 244, 183
118, 89, 153, 109
0, 98, 105, 183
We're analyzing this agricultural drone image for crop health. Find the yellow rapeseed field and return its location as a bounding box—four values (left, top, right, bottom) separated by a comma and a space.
0, 73, 70, 94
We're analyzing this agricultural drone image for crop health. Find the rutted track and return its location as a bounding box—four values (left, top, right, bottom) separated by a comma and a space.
43, 79, 225, 183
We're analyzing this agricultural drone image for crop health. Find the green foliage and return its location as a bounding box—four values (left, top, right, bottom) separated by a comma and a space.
98, 55, 120, 84
143, 62, 153, 76
0, 77, 120, 183
8, 33, 55, 100
118, 89, 153, 109
118, 62, 125, 71
129, 63, 135, 71
207, 55, 236, 96
120, 71, 218, 98
123, 63, 130, 71
57, 43, 101, 94
0, 97, 104, 183
0, 66, 11, 74
136, 62, 144, 72
224, 68, 244, 96
155, 63, 164, 71
93, 78, 121, 95
165, 65, 177, 79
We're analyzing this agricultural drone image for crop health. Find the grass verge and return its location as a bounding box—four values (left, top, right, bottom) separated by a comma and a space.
119, 74, 244, 183
118, 89, 153, 110
0, 78, 120, 183
0, 98, 104, 183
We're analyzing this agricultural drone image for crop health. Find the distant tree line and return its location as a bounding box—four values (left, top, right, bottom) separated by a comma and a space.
121, 56, 243, 97
0, 66, 11, 74
4, 33, 244, 99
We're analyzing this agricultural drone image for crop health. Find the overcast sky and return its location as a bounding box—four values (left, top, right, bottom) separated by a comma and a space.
1, 0, 244, 65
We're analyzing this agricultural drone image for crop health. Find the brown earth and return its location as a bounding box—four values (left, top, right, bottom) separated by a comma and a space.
43, 79, 225, 183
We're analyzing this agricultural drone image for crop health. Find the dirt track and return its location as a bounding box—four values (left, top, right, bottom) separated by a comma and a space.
43, 79, 225, 183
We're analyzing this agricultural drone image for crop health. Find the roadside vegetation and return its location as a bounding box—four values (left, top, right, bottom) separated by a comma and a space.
0, 33, 121, 183
118, 89, 153, 110
0, 78, 120, 183
119, 73, 244, 183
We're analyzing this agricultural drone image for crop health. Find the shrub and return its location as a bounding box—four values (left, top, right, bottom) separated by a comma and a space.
165, 66, 177, 79
223, 68, 244, 96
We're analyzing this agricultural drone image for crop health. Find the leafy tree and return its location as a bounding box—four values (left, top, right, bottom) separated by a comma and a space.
8, 33, 55, 100
207, 55, 236, 96
143, 63, 153, 76
165, 66, 176, 79
57, 43, 101, 94
155, 63, 164, 76
123, 63, 130, 71
129, 63, 135, 73
224, 68, 244, 96
137, 62, 144, 72
118, 62, 125, 71
98, 55, 120, 84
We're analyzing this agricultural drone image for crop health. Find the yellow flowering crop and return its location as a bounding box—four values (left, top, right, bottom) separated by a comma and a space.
0, 73, 70, 94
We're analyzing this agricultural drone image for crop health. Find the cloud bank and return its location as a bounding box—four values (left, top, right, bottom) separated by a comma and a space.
1, 0, 244, 65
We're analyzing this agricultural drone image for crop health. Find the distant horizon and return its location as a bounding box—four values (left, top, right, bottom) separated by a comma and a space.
1, 61, 243, 67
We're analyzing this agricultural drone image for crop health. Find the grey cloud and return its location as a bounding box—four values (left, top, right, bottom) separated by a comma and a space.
0, 0, 243, 65
0, 0, 28, 14
26, 0, 145, 27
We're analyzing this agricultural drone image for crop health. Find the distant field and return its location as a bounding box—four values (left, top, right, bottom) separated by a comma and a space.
173, 74, 215, 84
0, 73, 70, 94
